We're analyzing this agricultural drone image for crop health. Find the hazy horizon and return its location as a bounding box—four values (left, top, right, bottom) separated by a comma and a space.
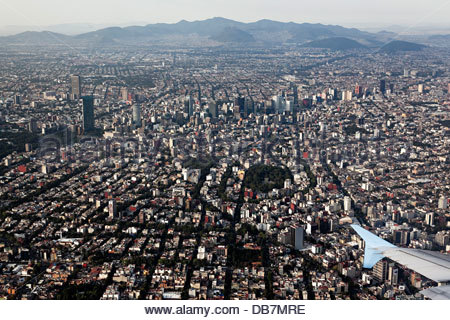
0, 19, 449, 37
0, 0, 449, 36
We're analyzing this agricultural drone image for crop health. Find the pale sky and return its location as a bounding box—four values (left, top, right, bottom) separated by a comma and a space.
0, 0, 449, 29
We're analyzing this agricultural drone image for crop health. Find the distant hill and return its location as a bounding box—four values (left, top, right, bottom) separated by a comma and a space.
429, 34, 450, 40
0, 17, 402, 47
0, 31, 71, 45
380, 40, 426, 53
427, 34, 450, 47
211, 27, 255, 43
303, 37, 367, 50
377, 30, 397, 37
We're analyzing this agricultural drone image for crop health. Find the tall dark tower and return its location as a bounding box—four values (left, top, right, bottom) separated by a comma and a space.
355, 84, 362, 98
234, 96, 245, 114
292, 84, 299, 106
185, 95, 194, 117
132, 104, 142, 128
244, 97, 253, 117
208, 100, 218, 118
70, 75, 82, 99
380, 80, 386, 94
82, 96, 94, 132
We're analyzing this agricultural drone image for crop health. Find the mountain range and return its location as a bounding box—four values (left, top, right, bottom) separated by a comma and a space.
303, 37, 367, 50
0, 17, 435, 51
379, 40, 427, 53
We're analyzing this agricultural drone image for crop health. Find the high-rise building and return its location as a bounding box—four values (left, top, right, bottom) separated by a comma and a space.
272, 95, 287, 114
138, 211, 146, 224
328, 88, 337, 100
70, 75, 82, 99
292, 83, 299, 106
438, 196, 448, 210
14, 95, 21, 105
373, 128, 380, 138
404, 69, 409, 77
28, 119, 38, 133
418, 84, 424, 93
435, 231, 449, 247
411, 272, 422, 289
132, 104, 142, 127
279, 225, 304, 250
272, 96, 280, 113
393, 229, 410, 246
108, 199, 117, 219
379, 79, 386, 94
121, 87, 128, 101
388, 263, 398, 285
82, 96, 95, 132
345, 90, 353, 101
373, 259, 388, 282
244, 97, 254, 116
234, 96, 245, 114
185, 95, 194, 117
344, 196, 352, 212
285, 100, 293, 113
208, 100, 218, 118
355, 84, 362, 97
293, 226, 304, 250
425, 212, 434, 226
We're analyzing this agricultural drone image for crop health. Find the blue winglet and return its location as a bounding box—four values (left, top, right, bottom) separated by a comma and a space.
351, 224, 397, 268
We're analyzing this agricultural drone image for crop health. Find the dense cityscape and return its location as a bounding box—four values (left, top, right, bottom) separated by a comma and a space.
0, 34, 449, 301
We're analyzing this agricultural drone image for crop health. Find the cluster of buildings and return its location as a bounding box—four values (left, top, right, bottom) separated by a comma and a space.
0, 44, 449, 300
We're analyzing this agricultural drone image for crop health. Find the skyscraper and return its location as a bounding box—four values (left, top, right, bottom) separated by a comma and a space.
355, 84, 362, 98
292, 83, 299, 106
272, 95, 286, 114
244, 97, 254, 116
121, 87, 128, 101
108, 199, 117, 219
388, 263, 398, 285
373, 259, 388, 282
279, 225, 304, 250
438, 196, 448, 210
425, 212, 434, 226
343, 90, 353, 101
234, 96, 245, 114
285, 100, 293, 113
70, 75, 82, 99
293, 226, 304, 250
208, 100, 218, 118
185, 95, 194, 117
82, 96, 94, 132
380, 79, 386, 94
344, 196, 352, 212
418, 84, 424, 93
132, 104, 142, 127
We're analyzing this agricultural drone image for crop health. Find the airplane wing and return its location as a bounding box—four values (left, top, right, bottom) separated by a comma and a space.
351, 224, 396, 268
351, 225, 450, 284
420, 285, 450, 300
